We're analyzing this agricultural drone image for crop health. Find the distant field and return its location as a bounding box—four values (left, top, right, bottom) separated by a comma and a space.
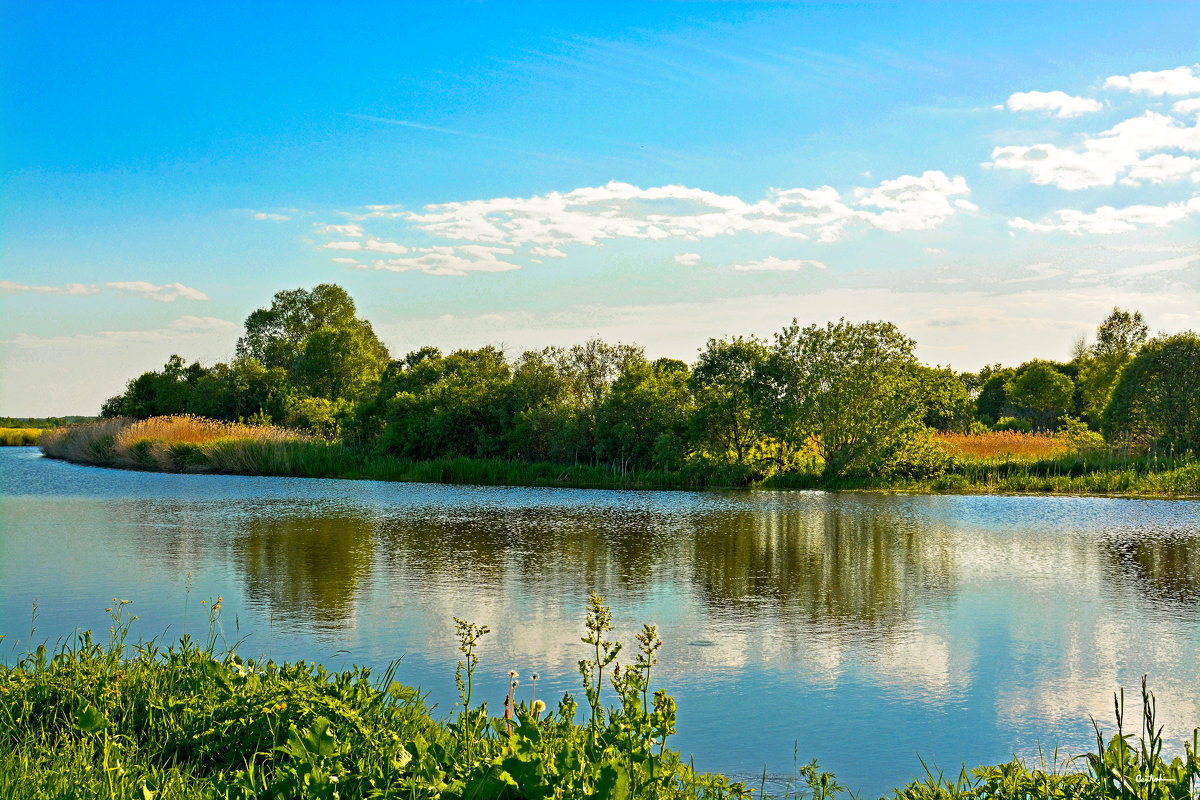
0, 427, 42, 446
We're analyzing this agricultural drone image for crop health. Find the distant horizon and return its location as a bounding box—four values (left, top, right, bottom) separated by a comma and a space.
3, 2, 1198, 416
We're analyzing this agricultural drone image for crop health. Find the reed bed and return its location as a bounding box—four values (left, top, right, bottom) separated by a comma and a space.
0, 427, 42, 446
934, 430, 1074, 460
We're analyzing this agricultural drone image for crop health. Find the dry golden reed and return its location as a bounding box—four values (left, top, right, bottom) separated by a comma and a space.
41, 415, 315, 473
934, 430, 1073, 460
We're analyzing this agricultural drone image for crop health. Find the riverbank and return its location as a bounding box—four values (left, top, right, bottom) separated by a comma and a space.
3, 600, 1197, 799
38, 416, 1200, 498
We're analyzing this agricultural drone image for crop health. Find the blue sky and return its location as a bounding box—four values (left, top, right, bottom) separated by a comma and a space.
2, 2, 1198, 415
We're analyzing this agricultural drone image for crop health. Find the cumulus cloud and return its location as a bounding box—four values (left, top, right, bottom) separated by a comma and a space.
321, 239, 410, 254
1006, 90, 1103, 118
673, 253, 702, 266
359, 245, 521, 276
0, 280, 101, 296
731, 256, 828, 272
318, 223, 364, 237
366, 174, 971, 251
105, 281, 209, 302
1105, 65, 1200, 96
1174, 98, 1200, 117
1009, 196, 1200, 234
989, 111, 1200, 190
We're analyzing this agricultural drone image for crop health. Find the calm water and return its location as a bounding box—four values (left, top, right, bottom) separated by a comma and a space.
2, 446, 1199, 795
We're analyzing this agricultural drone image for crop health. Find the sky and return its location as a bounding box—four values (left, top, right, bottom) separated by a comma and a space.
1, 2, 1198, 416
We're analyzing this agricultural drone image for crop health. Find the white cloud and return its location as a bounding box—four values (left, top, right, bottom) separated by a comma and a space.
673, 252, 702, 266
989, 111, 1200, 189
361, 245, 521, 277
321, 238, 410, 254
385, 174, 972, 253
1009, 196, 1200, 234
731, 256, 828, 272
1007, 90, 1103, 118
318, 223, 364, 237
330, 257, 360, 265
1105, 65, 1200, 96
0, 280, 101, 296
1174, 98, 1200, 117
105, 281, 209, 302
253, 212, 290, 222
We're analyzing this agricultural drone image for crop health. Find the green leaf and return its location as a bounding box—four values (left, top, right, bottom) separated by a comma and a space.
596, 762, 631, 800
74, 703, 109, 735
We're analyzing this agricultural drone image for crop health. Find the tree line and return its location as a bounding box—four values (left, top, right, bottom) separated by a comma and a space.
100, 284, 1200, 479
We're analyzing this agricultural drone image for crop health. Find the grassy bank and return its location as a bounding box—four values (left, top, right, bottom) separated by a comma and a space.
0, 428, 42, 446
2, 598, 1197, 800
39, 417, 1200, 497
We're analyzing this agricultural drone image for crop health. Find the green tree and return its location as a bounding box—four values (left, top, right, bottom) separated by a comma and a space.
595, 358, 694, 473
1075, 307, 1149, 424
772, 319, 922, 478
689, 336, 769, 465
1007, 361, 1074, 431
974, 367, 1015, 424
294, 322, 389, 402
914, 365, 974, 432
100, 355, 197, 419
1103, 333, 1200, 452
235, 284, 387, 376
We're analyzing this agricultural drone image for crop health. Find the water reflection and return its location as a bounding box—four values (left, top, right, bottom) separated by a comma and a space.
4, 449, 1200, 798
235, 514, 374, 631
1103, 532, 1200, 609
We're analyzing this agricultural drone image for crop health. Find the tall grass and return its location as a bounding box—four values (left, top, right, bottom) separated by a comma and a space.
2, 599, 1197, 799
934, 430, 1073, 460
0, 427, 42, 446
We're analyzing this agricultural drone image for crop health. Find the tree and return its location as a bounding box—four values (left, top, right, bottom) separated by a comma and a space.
914, 365, 974, 432
294, 322, 389, 402
1093, 307, 1148, 358
1007, 361, 1074, 431
236, 284, 377, 371
1076, 307, 1149, 424
689, 336, 769, 465
595, 358, 694, 473
1103, 333, 1200, 452
772, 319, 922, 478
974, 368, 1015, 424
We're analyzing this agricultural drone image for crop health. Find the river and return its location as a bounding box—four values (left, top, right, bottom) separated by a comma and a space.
1, 446, 1198, 796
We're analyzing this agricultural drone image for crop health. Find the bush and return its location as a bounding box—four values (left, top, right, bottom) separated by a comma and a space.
994, 416, 1032, 433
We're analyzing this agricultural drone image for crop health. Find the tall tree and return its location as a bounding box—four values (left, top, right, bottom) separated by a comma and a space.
689, 336, 769, 465
1103, 333, 1200, 452
1007, 361, 1074, 431
772, 319, 922, 478
236, 284, 368, 371
1076, 307, 1149, 423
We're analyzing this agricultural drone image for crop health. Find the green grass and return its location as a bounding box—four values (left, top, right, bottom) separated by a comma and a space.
0, 428, 41, 446
2, 598, 1198, 799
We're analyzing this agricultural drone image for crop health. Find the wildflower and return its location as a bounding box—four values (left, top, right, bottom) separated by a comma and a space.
533, 699, 546, 721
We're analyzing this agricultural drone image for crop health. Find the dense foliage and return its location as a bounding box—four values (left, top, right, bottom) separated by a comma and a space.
97, 290, 1200, 480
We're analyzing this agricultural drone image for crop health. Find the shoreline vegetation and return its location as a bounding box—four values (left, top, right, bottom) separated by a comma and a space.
71, 285, 1197, 500
2, 596, 1197, 799
38, 415, 1200, 497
